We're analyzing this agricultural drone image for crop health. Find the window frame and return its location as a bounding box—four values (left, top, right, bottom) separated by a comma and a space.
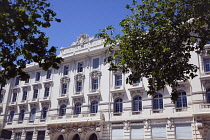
93, 58, 99, 69
35, 72, 41, 81
77, 62, 83, 72
115, 75, 122, 87
29, 108, 36, 121
63, 65, 69, 75
76, 81, 82, 92
12, 92, 17, 102
44, 87, 50, 97
8, 111, 15, 122
204, 58, 210, 72
18, 109, 25, 122
15, 77, 20, 86
91, 78, 98, 91
22, 91, 27, 101
153, 93, 163, 110
176, 90, 187, 108
90, 100, 98, 113
14, 132, 22, 140
46, 69, 52, 79
59, 104, 66, 116
61, 83, 67, 95
132, 95, 142, 111
33, 89, 38, 99
74, 102, 81, 115
206, 88, 210, 103
114, 98, 123, 113
41, 107, 48, 120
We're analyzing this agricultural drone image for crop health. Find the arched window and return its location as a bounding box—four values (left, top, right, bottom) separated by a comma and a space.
153, 93, 163, 110
41, 107, 48, 119
114, 98, 123, 113
206, 89, 210, 103
8, 111, 14, 122
59, 104, 66, 116
176, 90, 187, 108
89, 133, 97, 140
90, 101, 98, 113
73, 134, 80, 140
18, 109, 25, 122
132, 96, 142, 111
57, 135, 64, 140
29, 108, 36, 121
74, 102, 81, 115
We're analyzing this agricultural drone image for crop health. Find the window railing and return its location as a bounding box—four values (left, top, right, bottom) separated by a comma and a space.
200, 104, 210, 108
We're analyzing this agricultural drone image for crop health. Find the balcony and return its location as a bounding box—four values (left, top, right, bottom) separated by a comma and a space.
174, 107, 188, 112
87, 89, 100, 97
28, 98, 39, 104
9, 101, 17, 107
57, 94, 68, 100
151, 109, 164, 114
72, 92, 83, 98
46, 112, 104, 125
18, 100, 28, 105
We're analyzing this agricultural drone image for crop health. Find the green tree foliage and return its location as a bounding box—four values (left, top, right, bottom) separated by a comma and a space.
0, 0, 63, 86
97, 0, 210, 101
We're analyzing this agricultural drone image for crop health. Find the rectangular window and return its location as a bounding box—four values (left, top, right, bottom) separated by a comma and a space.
130, 126, 144, 139
115, 75, 122, 86
76, 81, 82, 92
12, 93, 17, 102
175, 124, 192, 139
112, 127, 124, 139
63, 66, 69, 75
92, 79, 98, 90
0, 94, 3, 103
15, 77, 19, 86
14, 132, 22, 140
204, 59, 210, 72
77, 62, 83, 72
115, 56, 120, 64
25, 132, 33, 140
25, 78, 29, 83
93, 58, 99, 69
62, 84, 67, 95
37, 131, 45, 140
35, 72, 40, 81
46, 70, 52, 79
33, 89, 38, 99
22, 91, 27, 101
44, 87, 50, 97
152, 125, 166, 139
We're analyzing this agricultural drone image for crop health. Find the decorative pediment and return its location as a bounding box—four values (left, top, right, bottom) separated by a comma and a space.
176, 80, 190, 90
201, 79, 210, 89
19, 105, 27, 110
73, 97, 83, 103
44, 81, 53, 88
41, 101, 50, 107
130, 90, 144, 97
29, 103, 38, 109
13, 88, 19, 93
22, 86, 30, 91
57, 99, 68, 105
75, 73, 85, 81
112, 92, 124, 99
60, 77, 70, 84
90, 70, 102, 78
89, 95, 100, 102
9, 106, 16, 111
33, 84, 41, 89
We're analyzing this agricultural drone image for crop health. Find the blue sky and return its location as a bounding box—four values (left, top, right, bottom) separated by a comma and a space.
44, 0, 132, 54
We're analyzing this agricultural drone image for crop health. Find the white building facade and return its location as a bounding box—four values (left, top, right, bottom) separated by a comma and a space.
0, 33, 210, 140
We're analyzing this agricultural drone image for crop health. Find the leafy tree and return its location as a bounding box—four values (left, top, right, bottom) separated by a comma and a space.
0, 0, 63, 87
97, 0, 210, 101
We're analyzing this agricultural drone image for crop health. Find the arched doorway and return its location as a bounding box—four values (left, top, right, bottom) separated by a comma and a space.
57, 135, 64, 140
72, 134, 80, 140
89, 133, 97, 140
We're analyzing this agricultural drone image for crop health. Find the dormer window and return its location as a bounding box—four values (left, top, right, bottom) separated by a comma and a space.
46, 70, 52, 79
63, 66, 69, 75
77, 62, 83, 72
15, 77, 19, 86
204, 58, 210, 72
93, 58, 99, 69
35, 72, 40, 81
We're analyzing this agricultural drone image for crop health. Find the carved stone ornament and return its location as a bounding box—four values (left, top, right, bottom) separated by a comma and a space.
41, 101, 50, 107
29, 103, 37, 108
22, 87, 29, 91
112, 92, 124, 99
13, 89, 18, 93
201, 80, 210, 89
60, 77, 70, 84
167, 118, 174, 129
130, 90, 144, 97
33, 85, 40, 90
9, 106, 16, 111
44, 82, 53, 88
73, 97, 83, 103
1, 89, 6, 94
75, 73, 85, 81
72, 33, 93, 46
144, 119, 150, 130
90, 70, 102, 78
195, 116, 203, 129
58, 99, 68, 105
19, 105, 26, 110
89, 95, 100, 101
124, 121, 130, 130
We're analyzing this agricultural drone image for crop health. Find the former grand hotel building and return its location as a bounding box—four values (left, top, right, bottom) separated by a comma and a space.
0, 33, 210, 140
